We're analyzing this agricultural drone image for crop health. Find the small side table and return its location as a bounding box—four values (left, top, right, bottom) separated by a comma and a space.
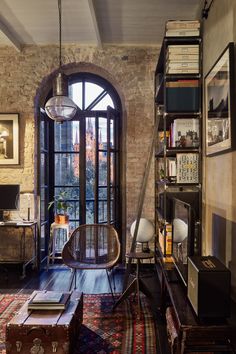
47, 222, 70, 270
113, 251, 154, 318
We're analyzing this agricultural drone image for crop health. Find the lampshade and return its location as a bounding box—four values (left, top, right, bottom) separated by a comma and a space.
130, 218, 155, 243
173, 218, 188, 242
44, 0, 77, 123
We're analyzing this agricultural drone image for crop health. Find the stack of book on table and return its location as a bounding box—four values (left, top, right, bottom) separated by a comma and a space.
28, 290, 71, 310
165, 20, 200, 37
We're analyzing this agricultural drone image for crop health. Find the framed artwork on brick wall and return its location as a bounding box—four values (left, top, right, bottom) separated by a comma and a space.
0, 113, 19, 165
205, 42, 235, 156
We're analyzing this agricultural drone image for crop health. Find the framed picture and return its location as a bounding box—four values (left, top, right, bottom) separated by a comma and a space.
0, 113, 19, 165
205, 42, 235, 156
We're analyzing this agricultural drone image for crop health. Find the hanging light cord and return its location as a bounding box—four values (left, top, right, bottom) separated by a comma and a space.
202, 0, 214, 19
58, 0, 62, 68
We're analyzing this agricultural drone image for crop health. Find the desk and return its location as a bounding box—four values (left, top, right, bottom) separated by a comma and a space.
0, 222, 38, 278
157, 258, 236, 354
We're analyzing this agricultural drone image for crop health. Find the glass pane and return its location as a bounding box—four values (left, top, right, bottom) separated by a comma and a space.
99, 201, 107, 223
86, 201, 94, 223
70, 221, 80, 233
110, 119, 114, 148
55, 121, 80, 152
40, 153, 45, 185
68, 200, 80, 219
71, 82, 82, 109
99, 117, 107, 145
99, 152, 107, 186
85, 82, 103, 109
55, 153, 80, 185
40, 200, 45, 221
110, 199, 114, 221
99, 187, 107, 200
40, 120, 45, 150
54, 187, 79, 199
110, 152, 115, 185
86, 118, 95, 200
92, 94, 114, 110
40, 224, 45, 252
110, 187, 115, 200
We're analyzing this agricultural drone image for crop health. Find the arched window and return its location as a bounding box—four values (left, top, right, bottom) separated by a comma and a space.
39, 73, 121, 262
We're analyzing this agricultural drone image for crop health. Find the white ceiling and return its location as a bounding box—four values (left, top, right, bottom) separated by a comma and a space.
0, 0, 202, 51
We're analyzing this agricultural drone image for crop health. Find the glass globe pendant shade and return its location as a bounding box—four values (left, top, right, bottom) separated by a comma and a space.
45, 72, 77, 123
45, 95, 77, 123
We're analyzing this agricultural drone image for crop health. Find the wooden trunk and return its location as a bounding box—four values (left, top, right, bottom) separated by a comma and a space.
6, 291, 83, 354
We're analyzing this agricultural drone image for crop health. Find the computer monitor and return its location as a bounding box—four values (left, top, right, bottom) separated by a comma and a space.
0, 184, 20, 221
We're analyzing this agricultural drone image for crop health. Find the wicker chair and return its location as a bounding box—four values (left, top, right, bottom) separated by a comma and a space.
62, 224, 120, 299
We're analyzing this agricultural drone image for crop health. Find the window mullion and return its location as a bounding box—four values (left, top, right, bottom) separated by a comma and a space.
94, 115, 99, 223
107, 113, 111, 224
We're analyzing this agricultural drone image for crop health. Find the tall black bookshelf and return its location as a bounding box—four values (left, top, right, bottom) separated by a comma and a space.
154, 22, 202, 258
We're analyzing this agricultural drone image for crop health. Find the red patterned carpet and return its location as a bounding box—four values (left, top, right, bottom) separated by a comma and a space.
0, 293, 157, 353
0, 293, 29, 353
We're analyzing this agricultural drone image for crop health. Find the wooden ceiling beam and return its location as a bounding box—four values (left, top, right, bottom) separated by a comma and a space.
0, 17, 22, 52
87, 0, 102, 47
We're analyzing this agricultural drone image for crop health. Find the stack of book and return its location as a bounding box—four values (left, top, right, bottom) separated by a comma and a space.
165, 20, 200, 37
166, 45, 199, 74
28, 290, 71, 310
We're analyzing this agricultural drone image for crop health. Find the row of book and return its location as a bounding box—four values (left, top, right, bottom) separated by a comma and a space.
165, 20, 200, 38
166, 45, 200, 74
158, 153, 199, 184
158, 117, 200, 149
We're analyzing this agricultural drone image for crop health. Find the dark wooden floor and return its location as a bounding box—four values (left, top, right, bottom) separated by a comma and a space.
0, 262, 170, 354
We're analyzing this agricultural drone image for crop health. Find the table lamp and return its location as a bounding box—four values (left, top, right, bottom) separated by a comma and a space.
130, 218, 155, 252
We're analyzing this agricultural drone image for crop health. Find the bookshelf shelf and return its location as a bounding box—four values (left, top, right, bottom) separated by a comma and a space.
154, 21, 202, 257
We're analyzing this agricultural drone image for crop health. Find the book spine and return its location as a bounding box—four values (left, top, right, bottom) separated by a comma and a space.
166, 68, 199, 74
166, 30, 200, 37
166, 62, 199, 69
166, 21, 200, 30
166, 81, 199, 88
166, 54, 199, 62
167, 45, 199, 55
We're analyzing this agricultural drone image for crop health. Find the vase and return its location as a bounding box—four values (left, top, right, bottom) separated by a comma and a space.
54, 214, 69, 224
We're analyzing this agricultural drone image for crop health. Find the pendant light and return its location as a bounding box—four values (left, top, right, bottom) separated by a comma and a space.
45, 0, 77, 123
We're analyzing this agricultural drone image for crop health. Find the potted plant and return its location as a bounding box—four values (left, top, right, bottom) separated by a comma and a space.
48, 191, 70, 224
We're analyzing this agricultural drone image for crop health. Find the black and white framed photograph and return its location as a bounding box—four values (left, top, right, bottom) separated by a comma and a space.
0, 113, 19, 165
205, 42, 235, 156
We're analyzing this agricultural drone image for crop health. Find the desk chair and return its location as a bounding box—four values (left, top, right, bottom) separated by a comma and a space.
62, 224, 120, 300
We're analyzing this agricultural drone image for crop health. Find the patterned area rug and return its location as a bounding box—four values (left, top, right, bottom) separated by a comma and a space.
0, 293, 157, 354
77, 293, 157, 354
0, 293, 29, 352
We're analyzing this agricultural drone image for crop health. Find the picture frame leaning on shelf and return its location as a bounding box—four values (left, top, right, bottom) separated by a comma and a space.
205, 42, 236, 157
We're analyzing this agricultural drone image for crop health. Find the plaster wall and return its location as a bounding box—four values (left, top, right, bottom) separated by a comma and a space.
0, 44, 159, 253
202, 0, 236, 299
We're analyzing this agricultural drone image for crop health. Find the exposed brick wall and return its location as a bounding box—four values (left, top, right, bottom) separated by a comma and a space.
0, 44, 160, 252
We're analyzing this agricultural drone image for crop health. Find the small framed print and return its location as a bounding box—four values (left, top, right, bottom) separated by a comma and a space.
0, 113, 19, 165
205, 42, 235, 156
